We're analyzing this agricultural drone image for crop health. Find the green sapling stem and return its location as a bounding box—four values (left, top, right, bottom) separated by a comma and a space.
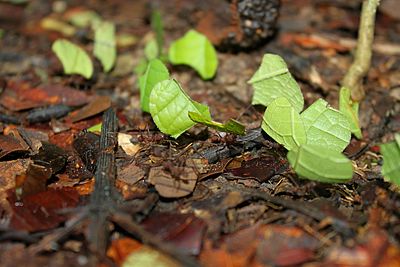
341, 0, 380, 102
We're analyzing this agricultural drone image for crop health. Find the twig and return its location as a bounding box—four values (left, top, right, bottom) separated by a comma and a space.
87, 108, 118, 254
226, 184, 355, 237
341, 0, 380, 101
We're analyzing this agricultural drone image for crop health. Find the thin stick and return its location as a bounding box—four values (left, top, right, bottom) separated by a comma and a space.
341, 0, 380, 101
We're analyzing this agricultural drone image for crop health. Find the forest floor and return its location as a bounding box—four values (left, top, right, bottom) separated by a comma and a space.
0, 0, 399, 266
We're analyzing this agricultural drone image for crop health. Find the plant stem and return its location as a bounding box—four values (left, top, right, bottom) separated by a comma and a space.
341, 0, 380, 102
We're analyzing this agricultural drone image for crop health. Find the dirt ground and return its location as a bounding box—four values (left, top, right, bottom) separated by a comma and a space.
0, 0, 399, 266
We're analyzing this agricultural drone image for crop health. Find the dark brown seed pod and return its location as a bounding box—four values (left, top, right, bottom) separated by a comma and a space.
197, 0, 280, 51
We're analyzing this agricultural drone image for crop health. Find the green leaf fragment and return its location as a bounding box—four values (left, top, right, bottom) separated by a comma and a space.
249, 53, 304, 113
52, 39, 93, 79
287, 144, 353, 183
261, 97, 306, 151
149, 79, 211, 138
380, 137, 400, 186
188, 111, 245, 135
169, 30, 218, 80
94, 21, 116, 72
87, 123, 102, 133
339, 87, 362, 139
67, 10, 102, 28
139, 59, 170, 113
301, 98, 351, 152
395, 133, 400, 148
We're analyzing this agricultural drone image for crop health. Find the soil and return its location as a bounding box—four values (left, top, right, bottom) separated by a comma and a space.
0, 0, 399, 266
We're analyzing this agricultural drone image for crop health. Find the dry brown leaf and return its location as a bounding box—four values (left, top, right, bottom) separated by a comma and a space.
118, 133, 141, 156
148, 166, 197, 198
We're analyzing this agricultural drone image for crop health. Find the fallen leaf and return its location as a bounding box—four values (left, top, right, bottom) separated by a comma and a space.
226, 156, 288, 183
0, 159, 31, 215
148, 166, 197, 198
117, 163, 145, 185
15, 163, 52, 198
142, 213, 206, 255
0, 81, 90, 111
8, 187, 80, 232
0, 134, 29, 159
118, 133, 141, 156
67, 95, 111, 123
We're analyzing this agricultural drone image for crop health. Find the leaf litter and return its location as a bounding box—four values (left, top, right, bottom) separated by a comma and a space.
0, 1, 399, 267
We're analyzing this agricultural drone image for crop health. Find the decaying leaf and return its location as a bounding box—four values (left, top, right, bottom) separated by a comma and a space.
118, 133, 141, 156
67, 95, 111, 123
148, 166, 197, 198
0, 159, 31, 214
117, 163, 145, 185
142, 212, 206, 255
8, 188, 80, 232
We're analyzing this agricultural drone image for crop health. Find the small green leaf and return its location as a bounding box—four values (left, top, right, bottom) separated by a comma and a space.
149, 79, 211, 138
301, 98, 351, 152
249, 54, 304, 113
287, 144, 353, 183
261, 97, 306, 151
52, 39, 93, 79
188, 111, 245, 135
380, 136, 400, 186
139, 59, 170, 113
87, 123, 102, 133
66, 10, 102, 28
339, 87, 362, 139
94, 21, 116, 72
168, 30, 218, 80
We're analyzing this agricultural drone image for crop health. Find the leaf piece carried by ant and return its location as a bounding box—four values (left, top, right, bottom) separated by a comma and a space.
149, 79, 211, 138
261, 97, 306, 151
339, 87, 362, 139
249, 53, 304, 113
139, 59, 169, 113
94, 21, 116, 72
287, 144, 353, 183
52, 39, 93, 79
169, 30, 218, 80
301, 98, 351, 152
380, 134, 400, 186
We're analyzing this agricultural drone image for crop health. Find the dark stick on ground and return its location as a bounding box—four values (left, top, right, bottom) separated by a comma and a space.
87, 107, 119, 255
